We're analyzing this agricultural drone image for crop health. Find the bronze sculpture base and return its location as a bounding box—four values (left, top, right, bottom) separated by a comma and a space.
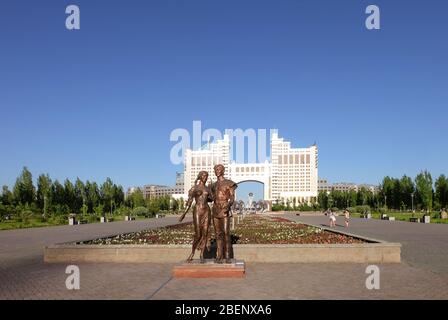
172, 259, 245, 278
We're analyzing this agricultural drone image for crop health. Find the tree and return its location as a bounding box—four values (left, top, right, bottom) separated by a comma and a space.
147, 200, 160, 216
100, 178, 114, 215
435, 175, 448, 210
13, 167, 35, 205
51, 180, 65, 207
317, 191, 329, 210
129, 188, 145, 208
399, 175, 414, 210
85, 181, 100, 213
36, 174, 52, 217
348, 190, 357, 207
381, 176, 395, 209
1, 185, 14, 205
64, 179, 76, 213
415, 171, 433, 212
392, 178, 401, 210
113, 184, 125, 208
74, 178, 85, 213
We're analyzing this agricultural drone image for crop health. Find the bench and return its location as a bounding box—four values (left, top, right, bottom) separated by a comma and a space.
409, 217, 419, 223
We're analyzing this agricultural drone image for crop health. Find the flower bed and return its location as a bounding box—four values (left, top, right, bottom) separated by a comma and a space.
78, 215, 365, 245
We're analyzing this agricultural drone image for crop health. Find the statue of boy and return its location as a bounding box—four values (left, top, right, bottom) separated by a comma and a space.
211, 164, 237, 264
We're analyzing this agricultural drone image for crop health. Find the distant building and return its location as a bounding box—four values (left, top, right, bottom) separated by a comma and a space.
125, 187, 140, 198
183, 131, 318, 204
127, 172, 185, 200
318, 179, 378, 193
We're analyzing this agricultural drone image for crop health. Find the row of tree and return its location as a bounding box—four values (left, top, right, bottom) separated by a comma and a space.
0, 167, 183, 220
317, 171, 448, 212
379, 171, 448, 212
2, 167, 447, 220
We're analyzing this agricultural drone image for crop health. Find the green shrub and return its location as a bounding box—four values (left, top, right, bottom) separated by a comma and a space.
87, 215, 99, 223
355, 205, 371, 214
133, 206, 149, 216
53, 204, 70, 215
94, 204, 104, 216
114, 205, 131, 216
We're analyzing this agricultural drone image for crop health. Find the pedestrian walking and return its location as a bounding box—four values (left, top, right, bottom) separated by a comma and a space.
344, 209, 350, 227
329, 210, 336, 227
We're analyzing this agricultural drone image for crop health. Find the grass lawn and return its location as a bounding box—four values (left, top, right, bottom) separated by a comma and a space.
0, 214, 165, 231
351, 211, 448, 224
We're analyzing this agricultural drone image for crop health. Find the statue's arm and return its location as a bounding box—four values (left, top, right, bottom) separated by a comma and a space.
228, 182, 237, 209
179, 188, 194, 222
207, 183, 215, 202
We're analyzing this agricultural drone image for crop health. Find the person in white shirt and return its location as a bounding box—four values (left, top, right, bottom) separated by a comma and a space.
329, 210, 336, 227
344, 209, 350, 227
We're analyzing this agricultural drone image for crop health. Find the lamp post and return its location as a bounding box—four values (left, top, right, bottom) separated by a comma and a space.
411, 193, 414, 212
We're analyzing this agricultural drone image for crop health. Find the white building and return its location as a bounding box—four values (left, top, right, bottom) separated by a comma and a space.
183, 131, 318, 205
318, 179, 378, 193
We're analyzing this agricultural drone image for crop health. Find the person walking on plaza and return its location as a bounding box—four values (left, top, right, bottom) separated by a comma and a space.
329, 210, 336, 228
344, 209, 350, 228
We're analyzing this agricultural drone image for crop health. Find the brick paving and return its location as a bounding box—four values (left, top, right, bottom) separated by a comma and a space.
284, 213, 448, 275
0, 214, 447, 299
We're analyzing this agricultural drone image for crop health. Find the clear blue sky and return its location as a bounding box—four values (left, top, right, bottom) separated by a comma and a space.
1, 0, 447, 199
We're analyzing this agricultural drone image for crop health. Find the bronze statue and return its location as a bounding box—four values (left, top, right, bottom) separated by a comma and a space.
178, 171, 212, 263
211, 164, 237, 264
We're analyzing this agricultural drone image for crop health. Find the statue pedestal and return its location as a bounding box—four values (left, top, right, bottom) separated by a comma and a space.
172, 259, 245, 278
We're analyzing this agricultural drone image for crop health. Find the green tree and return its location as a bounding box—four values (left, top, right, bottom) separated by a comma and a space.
1, 185, 14, 205
129, 188, 145, 208
113, 184, 125, 208
435, 175, 448, 210
317, 191, 329, 210
64, 179, 76, 213
381, 176, 395, 209
36, 174, 52, 217
74, 178, 85, 213
93, 204, 104, 216
13, 167, 35, 205
348, 190, 357, 207
51, 180, 65, 206
85, 181, 100, 213
100, 178, 115, 215
147, 200, 160, 215
415, 171, 433, 212
399, 175, 415, 210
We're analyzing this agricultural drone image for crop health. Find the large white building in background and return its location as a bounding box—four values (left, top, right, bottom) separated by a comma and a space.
182, 131, 318, 205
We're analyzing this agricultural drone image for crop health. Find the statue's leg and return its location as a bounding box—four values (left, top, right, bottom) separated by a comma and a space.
199, 216, 208, 263
213, 217, 224, 263
223, 216, 232, 263
187, 213, 201, 262
205, 213, 212, 251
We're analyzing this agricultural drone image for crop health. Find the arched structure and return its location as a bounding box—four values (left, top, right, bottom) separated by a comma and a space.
229, 162, 271, 201
182, 131, 318, 205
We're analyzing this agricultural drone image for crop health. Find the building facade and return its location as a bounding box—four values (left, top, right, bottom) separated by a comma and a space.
128, 172, 185, 200
183, 131, 318, 204
318, 179, 378, 193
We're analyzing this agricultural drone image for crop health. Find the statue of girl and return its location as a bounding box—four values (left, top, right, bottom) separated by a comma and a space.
178, 171, 212, 263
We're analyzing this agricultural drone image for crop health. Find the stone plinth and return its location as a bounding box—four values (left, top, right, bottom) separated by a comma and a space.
172, 259, 245, 278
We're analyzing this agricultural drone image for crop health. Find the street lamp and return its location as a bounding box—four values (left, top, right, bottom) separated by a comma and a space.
411, 193, 414, 212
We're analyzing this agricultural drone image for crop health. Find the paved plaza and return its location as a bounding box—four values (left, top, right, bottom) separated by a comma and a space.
0, 214, 447, 299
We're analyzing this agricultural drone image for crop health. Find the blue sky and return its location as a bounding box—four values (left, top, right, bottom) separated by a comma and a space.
0, 0, 447, 200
